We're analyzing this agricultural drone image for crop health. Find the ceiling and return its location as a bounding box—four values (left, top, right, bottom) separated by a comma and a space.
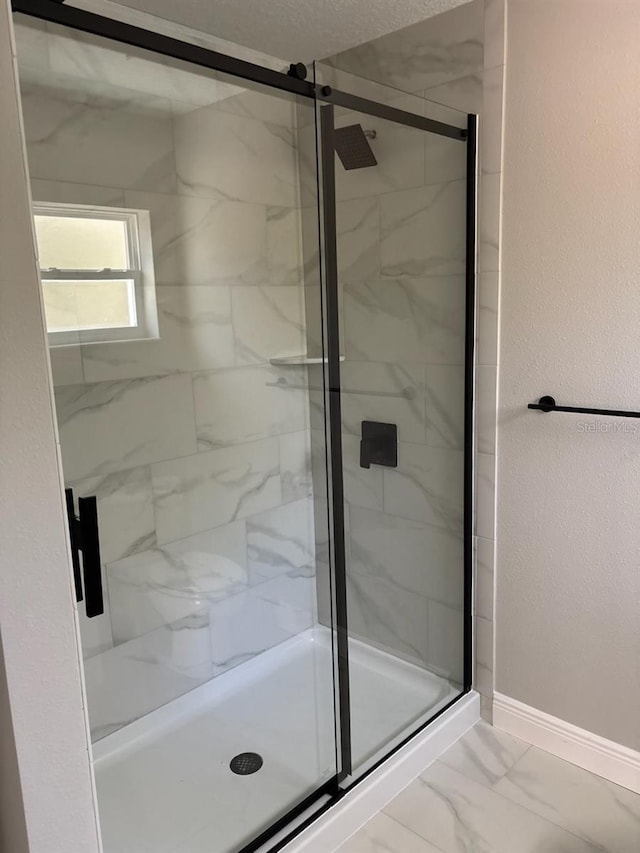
114, 0, 469, 61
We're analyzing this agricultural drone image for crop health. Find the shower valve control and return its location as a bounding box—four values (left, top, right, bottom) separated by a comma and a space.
360, 421, 398, 469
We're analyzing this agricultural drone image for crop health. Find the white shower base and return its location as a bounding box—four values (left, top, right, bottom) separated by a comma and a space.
93, 626, 457, 853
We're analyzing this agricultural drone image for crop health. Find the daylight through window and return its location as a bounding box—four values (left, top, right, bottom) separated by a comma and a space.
33, 203, 157, 345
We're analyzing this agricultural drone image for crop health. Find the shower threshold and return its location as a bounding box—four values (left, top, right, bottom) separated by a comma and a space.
92, 626, 456, 853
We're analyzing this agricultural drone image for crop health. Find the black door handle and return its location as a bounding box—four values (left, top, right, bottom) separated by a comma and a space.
65, 488, 83, 604
64, 489, 104, 618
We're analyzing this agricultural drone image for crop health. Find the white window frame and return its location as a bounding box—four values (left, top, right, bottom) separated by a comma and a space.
34, 202, 159, 347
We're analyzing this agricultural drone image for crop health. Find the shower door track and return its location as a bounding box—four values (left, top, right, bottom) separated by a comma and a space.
12, 2, 477, 851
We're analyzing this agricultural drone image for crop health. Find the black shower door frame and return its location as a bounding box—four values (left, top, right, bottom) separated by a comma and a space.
11, 2, 477, 851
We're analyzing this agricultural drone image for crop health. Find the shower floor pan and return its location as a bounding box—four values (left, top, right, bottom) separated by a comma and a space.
92, 626, 456, 853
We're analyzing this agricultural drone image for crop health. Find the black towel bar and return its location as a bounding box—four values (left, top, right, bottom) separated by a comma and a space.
528, 395, 640, 419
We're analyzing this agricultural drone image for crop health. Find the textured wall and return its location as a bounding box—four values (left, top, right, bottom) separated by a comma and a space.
0, 2, 101, 849
498, 0, 640, 750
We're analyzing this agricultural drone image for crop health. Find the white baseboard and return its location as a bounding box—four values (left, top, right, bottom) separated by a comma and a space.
494, 692, 640, 794
276, 691, 480, 853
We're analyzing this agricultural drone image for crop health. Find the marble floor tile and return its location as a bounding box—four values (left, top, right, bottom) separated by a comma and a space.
494, 746, 640, 853
385, 761, 604, 853
438, 720, 529, 787
336, 811, 443, 853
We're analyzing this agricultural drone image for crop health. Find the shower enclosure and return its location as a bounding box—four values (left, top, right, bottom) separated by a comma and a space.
12, 2, 475, 851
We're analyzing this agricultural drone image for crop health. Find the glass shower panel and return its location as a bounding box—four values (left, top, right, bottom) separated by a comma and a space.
14, 13, 339, 853
315, 64, 469, 776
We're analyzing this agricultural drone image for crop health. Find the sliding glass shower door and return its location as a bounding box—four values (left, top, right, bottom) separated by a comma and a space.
314, 65, 473, 780
13, 4, 474, 849
13, 12, 342, 853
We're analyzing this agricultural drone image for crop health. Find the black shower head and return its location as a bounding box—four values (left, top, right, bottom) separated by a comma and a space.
334, 124, 377, 170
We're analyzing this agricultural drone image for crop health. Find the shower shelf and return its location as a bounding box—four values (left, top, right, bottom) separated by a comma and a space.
270, 354, 345, 366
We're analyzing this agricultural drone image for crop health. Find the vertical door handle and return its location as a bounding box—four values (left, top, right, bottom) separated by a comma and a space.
65, 488, 83, 603
78, 496, 104, 618
64, 489, 104, 618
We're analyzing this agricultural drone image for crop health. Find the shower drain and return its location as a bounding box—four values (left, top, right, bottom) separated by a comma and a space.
230, 752, 263, 775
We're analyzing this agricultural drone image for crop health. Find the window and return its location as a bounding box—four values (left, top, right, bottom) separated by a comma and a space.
33, 203, 158, 346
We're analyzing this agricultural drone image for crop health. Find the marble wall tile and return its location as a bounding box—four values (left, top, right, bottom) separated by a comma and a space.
49, 345, 84, 387
346, 571, 430, 667
484, 0, 507, 71
424, 127, 469, 189
334, 105, 426, 202
217, 86, 298, 129
231, 286, 305, 365
77, 578, 114, 660
340, 361, 425, 445
379, 181, 467, 278
246, 498, 315, 585
475, 615, 494, 697
123, 190, 268, 288
479, 171, 501, 272
173, 103, 298, 207
383, 442, 464, 532
107, 521, 247, 643
267, 206, 303, 286
477, 271, 499, 365
349, 506, 464, 607
481, 65, 505, 176
20, 81, 176, 192
45, 22, 220, 108
70, 465, 156, 567
427, 599, 464, 683
82, 284, 235, 382
55, 374, 197, 481
84, 610, 213, 740
342, 434, 384, 512
476, 364, 497, 454
193, 365, 309, 450
385, 762, 600, 853
209, 574, 315, 674
336, 197, 379, 282
474, 536, 495, 622
279, 430, 313, 503
328, 0, 484, 93
423, 73, 483, 117
344, 279, 465, 365
151, 438, 281, 544
425, 364, 465, 450
475, 452, 496, 540
30, 178, 125, 208
13, 18, 50, 74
